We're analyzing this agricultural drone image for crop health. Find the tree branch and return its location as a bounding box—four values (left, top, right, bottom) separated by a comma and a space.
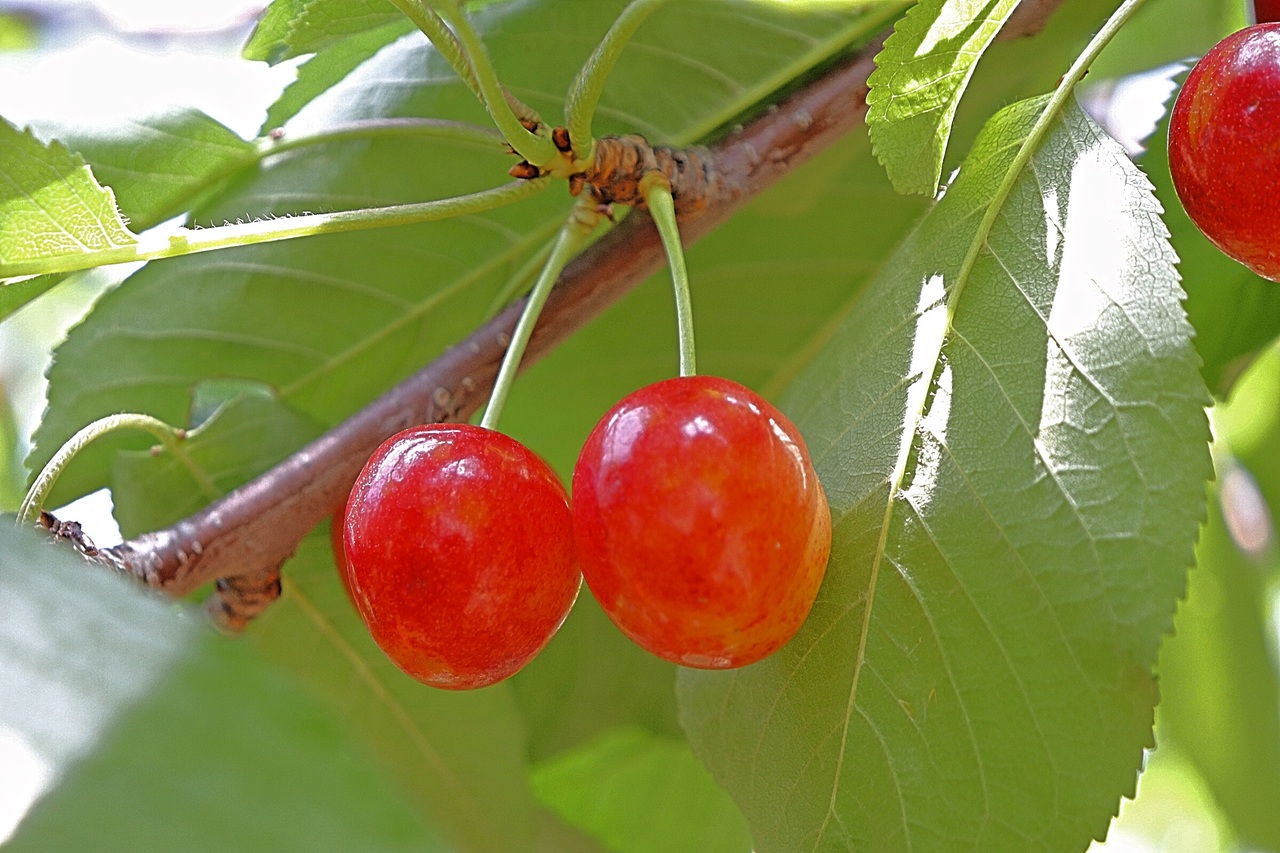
99, 0, 1066, 599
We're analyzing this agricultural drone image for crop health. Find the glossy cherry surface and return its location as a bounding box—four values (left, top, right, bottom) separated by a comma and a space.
571, 375, 831, 669
344, 423, 580, 689
1169, 23, 1280, 280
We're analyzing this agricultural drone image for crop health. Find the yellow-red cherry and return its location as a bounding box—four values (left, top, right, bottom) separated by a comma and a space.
1169, 23, 1280, 280
343, 423, 580, 689
571, 375, 831, 669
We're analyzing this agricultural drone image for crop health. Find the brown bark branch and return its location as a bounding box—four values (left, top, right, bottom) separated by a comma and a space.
98, 0, 1066, 599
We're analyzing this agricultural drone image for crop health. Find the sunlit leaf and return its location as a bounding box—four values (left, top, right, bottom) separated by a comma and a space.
260, 18, 415, 132
679, 98, 1211, 851
867, 0, 1020, 195
44, 109, 256, 233
244, 0, 402, 65
0, 117, 137, 271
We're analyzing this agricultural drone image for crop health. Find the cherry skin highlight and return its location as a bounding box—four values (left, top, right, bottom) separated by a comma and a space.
1169, 23, 1280, 280
343, 423, 580, 689
571, 375, 831, 669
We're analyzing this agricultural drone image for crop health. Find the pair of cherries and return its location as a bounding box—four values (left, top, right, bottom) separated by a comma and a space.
336, 375, 831, 689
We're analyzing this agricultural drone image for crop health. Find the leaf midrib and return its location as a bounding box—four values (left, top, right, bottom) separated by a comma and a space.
810, 13, 1129, 837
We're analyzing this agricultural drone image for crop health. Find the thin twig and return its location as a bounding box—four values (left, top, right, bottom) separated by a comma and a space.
97, 0, 1066, 599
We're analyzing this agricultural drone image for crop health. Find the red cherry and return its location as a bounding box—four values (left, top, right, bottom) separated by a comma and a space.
1258, 0, 1280, 24
343, 423, 580, 689
1169, 23, 1280, 280
571, 375, 831, 669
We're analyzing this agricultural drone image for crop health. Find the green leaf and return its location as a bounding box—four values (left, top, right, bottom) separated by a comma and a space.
867, 0, 1020, 196
510, 591, 682, 762
1154, 346, 1280, 850
0, 117, 137, 270
0, 523, 444, 853
1157, 463, 1280, 852
33, 0, 899, 505
0, 273, 60, 322
248, 534, 545, 853
44, 109, 257, 233
245, 0, 404, 64
531, 727, 752, 853
110, 383, 327, 538
678, 98, 1211, 851
261, 18, 416, 132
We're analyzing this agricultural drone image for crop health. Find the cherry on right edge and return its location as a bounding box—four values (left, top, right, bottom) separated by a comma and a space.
571, 375, 831, 670
1168, 22, 1280, 280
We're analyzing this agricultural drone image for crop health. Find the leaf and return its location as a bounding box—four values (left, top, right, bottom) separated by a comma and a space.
247, 534, 543, 853
0, 523, 444, 853
43, 109, 256, 233
509, 591, 682, 762
678, 97, 1211, 851
530, 727, 752, 853
110, 383, 327, 538
33, 0, 900, 504
0, 117, 137, 270
244, 0, 403, 65
0, 273, 60, 323
867, 0, 1021, 196
261, 18, 416, 132
1157, 463, 1280, 852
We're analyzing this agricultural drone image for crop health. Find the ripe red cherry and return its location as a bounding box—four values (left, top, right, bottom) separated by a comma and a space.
343, 423, 580, 689
1258, 0, 1280, 24
571, 375, 831, 669
1169, 23, 1280, 280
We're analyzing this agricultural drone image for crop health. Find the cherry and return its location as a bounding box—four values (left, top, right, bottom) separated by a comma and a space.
1168, 23, 1280, 280
571, 375, 831, 669
1258, 0, 1280, 24
343, 423, 580, 689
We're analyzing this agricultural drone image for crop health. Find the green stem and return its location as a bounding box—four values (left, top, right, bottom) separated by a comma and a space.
480, 204, 600, 430
0, 178, 550, 281
17, 414, 187, 526
432, 4, 558, 166
565, 0, 671, 160
483, 234, 556, 319
643, 176, 695, 377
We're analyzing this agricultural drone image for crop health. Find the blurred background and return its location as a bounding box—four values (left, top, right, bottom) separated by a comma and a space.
1, 2, 1277, 851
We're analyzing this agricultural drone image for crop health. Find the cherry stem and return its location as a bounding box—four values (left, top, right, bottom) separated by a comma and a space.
17, 413, 187, 527
642, 175, 696, 377
1, 178, 551, 281
427, 2, 559, 167
479, 201, 601, 430
564, 0, 672, 162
